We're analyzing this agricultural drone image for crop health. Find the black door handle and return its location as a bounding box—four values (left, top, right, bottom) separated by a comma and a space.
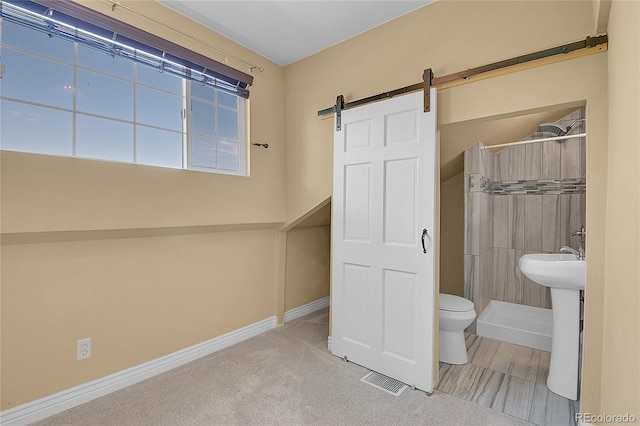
421, 228, 429, 253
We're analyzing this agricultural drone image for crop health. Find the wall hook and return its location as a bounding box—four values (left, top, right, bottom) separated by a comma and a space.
252, 142, 269, 149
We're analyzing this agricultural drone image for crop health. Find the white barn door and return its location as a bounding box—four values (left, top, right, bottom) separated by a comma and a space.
331, 89, 437, 392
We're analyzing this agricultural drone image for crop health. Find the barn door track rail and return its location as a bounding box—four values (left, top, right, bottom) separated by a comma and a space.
318, 33, 608, 131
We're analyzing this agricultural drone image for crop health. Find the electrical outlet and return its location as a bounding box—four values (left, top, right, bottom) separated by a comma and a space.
77, 337, 91, 360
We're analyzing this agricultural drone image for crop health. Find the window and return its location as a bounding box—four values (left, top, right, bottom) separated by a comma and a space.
0, 1, 250, 176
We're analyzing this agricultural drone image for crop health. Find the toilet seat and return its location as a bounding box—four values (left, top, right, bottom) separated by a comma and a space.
440, 294, 474, 312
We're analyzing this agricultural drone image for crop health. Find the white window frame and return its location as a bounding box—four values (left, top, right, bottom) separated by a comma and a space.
185, 83, 248, 176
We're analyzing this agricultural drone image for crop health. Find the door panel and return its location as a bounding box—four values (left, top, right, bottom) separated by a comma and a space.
343, 263, 370, 348
385, 109, 418, 145
384, 158, 418, 246
382, 269, 416, 362
344, 163, 372, 242
345, 119, 372, 151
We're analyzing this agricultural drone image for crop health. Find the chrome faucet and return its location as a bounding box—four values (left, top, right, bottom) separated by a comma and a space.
560, 246, 580, 256
560, 227, 586, 260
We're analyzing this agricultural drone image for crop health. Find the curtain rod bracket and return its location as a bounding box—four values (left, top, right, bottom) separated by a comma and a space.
423, 68, 433, 112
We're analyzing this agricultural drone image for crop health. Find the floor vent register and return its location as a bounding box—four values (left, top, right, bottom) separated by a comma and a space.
360, 371, 407, 396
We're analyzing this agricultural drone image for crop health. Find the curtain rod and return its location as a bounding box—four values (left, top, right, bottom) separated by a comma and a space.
484, 133, 587, 150
106, 0, 264, 73
317, 33, 608, 117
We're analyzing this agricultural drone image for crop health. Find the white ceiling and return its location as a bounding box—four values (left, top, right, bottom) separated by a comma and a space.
157, 1, 433, 66
157, 0, 582, 185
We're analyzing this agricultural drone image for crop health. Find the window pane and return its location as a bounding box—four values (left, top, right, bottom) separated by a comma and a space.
136, 86, 182, 131
191, 83, 215, 102
78, 45, 133, 79
2, 21, 74, 63
1, 49, 74, 109
1, 100, 73, 156
77, 69, 133, 120
191, 100, 215, 136
136, 126, 182, 168
217, 91, 237, 109
76, 115, 133, 162
192, 136, 216, 168
218, 108, 239, 141
217, 139, 239, 171
137, 65, 182, 94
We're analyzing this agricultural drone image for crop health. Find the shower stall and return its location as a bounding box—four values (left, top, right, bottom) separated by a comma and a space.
464, 108, 586, 351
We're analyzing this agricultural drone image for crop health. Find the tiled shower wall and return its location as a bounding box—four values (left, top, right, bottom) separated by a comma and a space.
464, 109, 586, 330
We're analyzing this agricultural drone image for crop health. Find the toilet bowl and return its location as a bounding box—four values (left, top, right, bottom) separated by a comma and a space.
439, 293, 476, 365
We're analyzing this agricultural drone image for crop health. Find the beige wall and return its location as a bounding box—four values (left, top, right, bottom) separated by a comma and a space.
284, 226, 331, 312
439, 173, 464, 297
283, 0, 612, 415
1, 228, 278, 408
600, 0, 640, 416
0, 0, 287, 409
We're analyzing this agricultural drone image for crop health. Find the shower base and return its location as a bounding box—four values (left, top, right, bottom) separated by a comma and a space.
476, 300, 552, 352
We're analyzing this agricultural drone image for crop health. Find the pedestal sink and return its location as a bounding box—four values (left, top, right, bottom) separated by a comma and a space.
519, 253, 586, 400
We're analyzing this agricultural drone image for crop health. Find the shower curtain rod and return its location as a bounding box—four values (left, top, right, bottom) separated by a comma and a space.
485, 132, 587, 150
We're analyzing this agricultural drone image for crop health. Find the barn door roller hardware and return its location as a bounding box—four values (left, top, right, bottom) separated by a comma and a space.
330, 69, 432, 131
335, 95, 345, 131
423, 68, 433, 113
319, 33, 607, 131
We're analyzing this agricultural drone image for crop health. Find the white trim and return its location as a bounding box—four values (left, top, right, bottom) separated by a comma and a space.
283, 296, 330, 323
0, 316, 277, 426
328, 336, 332, 352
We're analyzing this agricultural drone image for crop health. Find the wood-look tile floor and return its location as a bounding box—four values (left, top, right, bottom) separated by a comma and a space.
436, 333, 580, 426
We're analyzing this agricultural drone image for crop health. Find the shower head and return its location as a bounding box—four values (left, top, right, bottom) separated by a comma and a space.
537, 119, 585, 137
537, 123, 568, 136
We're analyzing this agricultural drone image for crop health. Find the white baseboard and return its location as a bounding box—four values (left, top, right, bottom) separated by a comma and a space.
0, 316, 278, 426
328, 336, 332, 351
283, 296, 330, 323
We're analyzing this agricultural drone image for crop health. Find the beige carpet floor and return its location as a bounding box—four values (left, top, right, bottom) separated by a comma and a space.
37, 309, 529, 425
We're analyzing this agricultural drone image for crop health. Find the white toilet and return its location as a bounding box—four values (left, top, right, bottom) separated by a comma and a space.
439, 293, 477, 365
